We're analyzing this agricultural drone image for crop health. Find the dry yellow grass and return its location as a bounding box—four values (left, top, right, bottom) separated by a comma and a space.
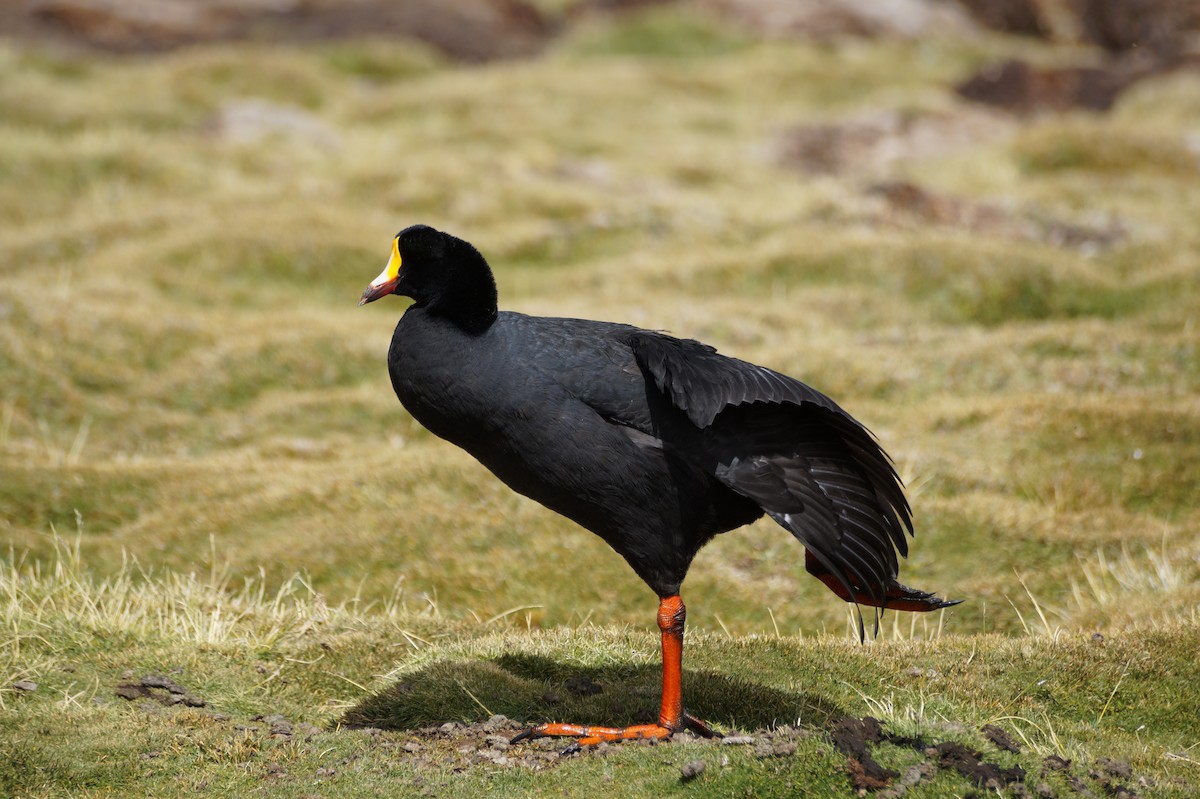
2, 13, 1198, 645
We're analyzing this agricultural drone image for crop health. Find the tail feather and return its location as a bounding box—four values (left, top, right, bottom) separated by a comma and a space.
806, 550, 961, 612
875, 581, 963, 612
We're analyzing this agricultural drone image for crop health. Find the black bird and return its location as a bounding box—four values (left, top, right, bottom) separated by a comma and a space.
360, 224, 958, 746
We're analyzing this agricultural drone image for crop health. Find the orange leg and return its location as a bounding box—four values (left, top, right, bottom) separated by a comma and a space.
511, 595, 718, 748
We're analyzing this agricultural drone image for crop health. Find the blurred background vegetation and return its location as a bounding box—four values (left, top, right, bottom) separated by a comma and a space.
1, 0, 1198, 640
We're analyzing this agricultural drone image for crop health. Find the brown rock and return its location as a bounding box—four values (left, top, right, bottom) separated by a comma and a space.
1070, 0, 1200, 56
680, 759, 706, 781
954, 0, 1046, 36
26, 0, 550, 61
30, 0, 280, 51
702, 0, 976, 41
778, 107, 1014, 177
956, 59, 1129, 112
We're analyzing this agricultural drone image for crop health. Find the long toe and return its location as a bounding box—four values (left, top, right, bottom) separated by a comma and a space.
510, 722, 674, 747
682, 711, 722, 739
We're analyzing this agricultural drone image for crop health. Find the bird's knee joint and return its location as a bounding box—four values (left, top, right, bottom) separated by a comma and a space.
657, 595, 686, 634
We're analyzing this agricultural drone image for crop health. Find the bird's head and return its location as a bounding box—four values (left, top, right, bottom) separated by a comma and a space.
359, 225, 498, 334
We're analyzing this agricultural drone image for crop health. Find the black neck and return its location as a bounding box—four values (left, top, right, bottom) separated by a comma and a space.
428, 237, 498, 335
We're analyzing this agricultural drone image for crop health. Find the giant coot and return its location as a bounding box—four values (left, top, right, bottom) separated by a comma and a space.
360, 224, 957, 746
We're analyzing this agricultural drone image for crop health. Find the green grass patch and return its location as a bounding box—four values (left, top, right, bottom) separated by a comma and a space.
1016, 124, 1200, 177
562, 8, 752, 59
1019, 401, 1200, 520
3, 550, 1198, 798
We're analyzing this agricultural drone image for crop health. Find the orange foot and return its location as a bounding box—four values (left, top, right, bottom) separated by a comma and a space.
510, 711, 719, 750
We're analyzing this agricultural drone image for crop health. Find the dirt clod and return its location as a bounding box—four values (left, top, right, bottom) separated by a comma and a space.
11, 680, 38, 692
982, 723, 1022, 753
1067, 774, 1097, 796
1044, 754, 1073, 772
832, 717, 898, 790
933, 741, 1025, 788
141, 674, 186, 693
115, 674, 205, 708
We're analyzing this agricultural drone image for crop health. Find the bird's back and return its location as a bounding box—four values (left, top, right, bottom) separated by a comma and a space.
387, 307, 915, 603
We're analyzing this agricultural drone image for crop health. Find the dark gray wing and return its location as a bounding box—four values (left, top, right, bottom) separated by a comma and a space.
631, 332, 912, 606
630, 332, 849, 427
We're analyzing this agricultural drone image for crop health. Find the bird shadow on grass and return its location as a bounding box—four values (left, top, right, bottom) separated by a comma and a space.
339, 653, 844, 733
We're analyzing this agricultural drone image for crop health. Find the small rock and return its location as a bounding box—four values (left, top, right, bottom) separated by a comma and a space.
296, 722, 321, 738
1091, 632, 1105, 643
482, 714, 509, 732
11, 680, 37, 692
209, 100, 342, 150
402, 741, 422, 753
1036, 783, 1054, 798
680, 759, 706, 781
721, 735, 755, 746
141, 674, 186, 694
1096, 756, 1133, 779
485, 735, 510, 751
439, 722, 458, 734
269, 720, 293, 737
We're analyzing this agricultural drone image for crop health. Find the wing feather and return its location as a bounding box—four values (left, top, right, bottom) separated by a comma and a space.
632, 330, 913, 606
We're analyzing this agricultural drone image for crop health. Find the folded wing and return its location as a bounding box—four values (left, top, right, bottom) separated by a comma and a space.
630, 332, 913, 608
